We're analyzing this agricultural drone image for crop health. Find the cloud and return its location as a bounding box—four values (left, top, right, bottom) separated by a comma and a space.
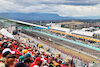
4, 0, 100, 6
41, 0, 100, 6
57, 4, 100, 17
0, 0, 24, 13
0, 0, 100, 17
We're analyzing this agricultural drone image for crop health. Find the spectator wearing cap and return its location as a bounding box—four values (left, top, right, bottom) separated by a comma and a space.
22, 49, 28, 54
24, 58, 32, 67
19, 56, 24, 62
12, 50, 22, 58
25, 53, 34, 62
30, 57, 43, 67
15, 56, 26, 67
5, 54, 16, 67
2, 45, 15, 54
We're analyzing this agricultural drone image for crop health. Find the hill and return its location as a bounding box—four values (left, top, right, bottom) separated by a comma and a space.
0, 13, 73, 20
0, 13, 100, 20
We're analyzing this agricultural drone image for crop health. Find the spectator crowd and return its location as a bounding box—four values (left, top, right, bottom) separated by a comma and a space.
0, 33, 76, 67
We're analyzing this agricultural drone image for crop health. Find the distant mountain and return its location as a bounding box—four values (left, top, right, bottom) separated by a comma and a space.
0, 13, 100, 20
0, 13, 73, 20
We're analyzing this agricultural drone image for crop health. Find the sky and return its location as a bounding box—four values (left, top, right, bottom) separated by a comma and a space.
0, 0, 100, 17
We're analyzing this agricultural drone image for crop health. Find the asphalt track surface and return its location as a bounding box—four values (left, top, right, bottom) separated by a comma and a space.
22, 30, 100, 57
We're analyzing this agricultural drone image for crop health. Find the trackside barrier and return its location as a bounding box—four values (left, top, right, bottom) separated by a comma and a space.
33, 30, 100, 61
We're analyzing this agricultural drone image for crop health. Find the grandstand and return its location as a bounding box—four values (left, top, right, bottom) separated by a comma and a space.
70, 30, 94, 38
0, 18, 100, 67
0, 19, 78, 67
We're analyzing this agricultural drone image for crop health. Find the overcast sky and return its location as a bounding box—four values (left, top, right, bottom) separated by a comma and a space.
0, 0, 100, 17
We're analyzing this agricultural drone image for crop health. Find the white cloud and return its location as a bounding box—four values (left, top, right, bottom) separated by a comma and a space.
55, 5, 100, 17
0, 0, 24, 13
0, 0, 100, 17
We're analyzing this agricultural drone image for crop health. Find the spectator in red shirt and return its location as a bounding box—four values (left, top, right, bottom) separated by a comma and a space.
30, 57, 43, 67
